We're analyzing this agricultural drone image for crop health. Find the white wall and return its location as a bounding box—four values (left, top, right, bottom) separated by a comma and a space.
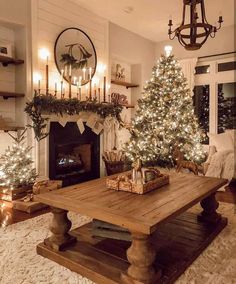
155, 25, 236, 60
109, 23, 156, 103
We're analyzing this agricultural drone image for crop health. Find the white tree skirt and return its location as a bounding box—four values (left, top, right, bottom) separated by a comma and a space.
0, 204, 235, 284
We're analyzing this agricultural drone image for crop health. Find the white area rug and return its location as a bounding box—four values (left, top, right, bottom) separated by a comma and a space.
0, 204, 236, 284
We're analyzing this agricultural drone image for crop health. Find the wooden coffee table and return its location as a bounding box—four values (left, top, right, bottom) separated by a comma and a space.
35, 172, 228, 284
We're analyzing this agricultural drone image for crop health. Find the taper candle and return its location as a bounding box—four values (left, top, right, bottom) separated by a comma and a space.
83, 68, 86, 81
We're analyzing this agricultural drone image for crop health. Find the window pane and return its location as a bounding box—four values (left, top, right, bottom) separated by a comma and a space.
218, 61, 236, 72
218, 82, 236, 133
195, 65, 210, 75
193, 85, 210, 144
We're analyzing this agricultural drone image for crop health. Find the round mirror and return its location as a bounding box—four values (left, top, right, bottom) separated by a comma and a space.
54, 28, 97, 86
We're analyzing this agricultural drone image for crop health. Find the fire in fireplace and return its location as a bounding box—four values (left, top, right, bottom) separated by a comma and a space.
49, 122, 100, 187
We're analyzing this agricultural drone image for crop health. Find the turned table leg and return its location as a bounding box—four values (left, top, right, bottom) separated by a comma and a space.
44, 207, 76, 251
198, 193, 221, 224
121, 232, 161, 284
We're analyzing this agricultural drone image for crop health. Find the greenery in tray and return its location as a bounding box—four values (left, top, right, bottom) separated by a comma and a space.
25, 94, 123, 141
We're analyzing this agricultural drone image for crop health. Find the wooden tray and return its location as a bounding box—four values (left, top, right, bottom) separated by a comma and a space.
106, 173, 169, 194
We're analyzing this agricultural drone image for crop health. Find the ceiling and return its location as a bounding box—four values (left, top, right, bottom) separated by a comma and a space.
73, 0, 235, 42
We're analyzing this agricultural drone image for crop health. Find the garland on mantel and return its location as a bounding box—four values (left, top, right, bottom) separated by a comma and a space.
25, 94, 123, 141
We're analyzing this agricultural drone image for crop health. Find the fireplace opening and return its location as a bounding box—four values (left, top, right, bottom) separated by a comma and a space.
49, 122, 100, 187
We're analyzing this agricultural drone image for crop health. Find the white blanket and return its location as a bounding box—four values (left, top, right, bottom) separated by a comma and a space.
206, 150, 235, 180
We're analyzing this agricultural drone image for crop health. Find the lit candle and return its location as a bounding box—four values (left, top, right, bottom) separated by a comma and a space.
55, 81, 57, 97
69, 64, 72, 76
61, 69, 64, 81
65, 65, 68, 77
39, 48, 50, 94
89, 67, 92, 80
61, 81, 63, 98
73, 76, 77, 85
86, 84, 89, 99
83, 68, 86, 81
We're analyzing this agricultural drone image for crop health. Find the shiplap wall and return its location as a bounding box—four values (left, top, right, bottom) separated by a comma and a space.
34, 0, 109, 176
0, 26, 16, 155
34, 0, 109, 94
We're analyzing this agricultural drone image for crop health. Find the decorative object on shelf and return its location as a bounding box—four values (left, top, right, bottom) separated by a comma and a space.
106, 163, 169, 194
111, 92, 128, 106
0, 43, 12, 57
168, 0, 223, 50
54, 28, 97, 86
25, 93, 123, 141
172, 147, 198, 175
0, 129, 37, 201
124, 47, 205, 168
115, 64, 125, 80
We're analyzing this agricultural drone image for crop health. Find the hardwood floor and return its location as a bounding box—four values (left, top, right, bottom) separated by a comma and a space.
0, 201, 50, 227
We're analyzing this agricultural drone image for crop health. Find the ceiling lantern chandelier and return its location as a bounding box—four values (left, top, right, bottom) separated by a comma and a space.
168, 0, 223, 50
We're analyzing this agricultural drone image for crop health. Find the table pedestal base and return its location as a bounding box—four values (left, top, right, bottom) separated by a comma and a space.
37, 212, 227, 284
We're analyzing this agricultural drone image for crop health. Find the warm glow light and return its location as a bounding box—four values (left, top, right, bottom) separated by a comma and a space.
39, 48, 50, 61
164, 45, 173, 57
33, 72, 42, 83
97, 63, 106, 74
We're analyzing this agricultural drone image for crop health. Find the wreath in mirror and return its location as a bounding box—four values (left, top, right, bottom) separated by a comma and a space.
54, 27, 97, 86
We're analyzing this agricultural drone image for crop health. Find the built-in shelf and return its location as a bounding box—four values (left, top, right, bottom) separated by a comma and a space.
0, 91, 25, 99
111, 79, 139, 89
0, 126, 25, 132
0, 55, 24, 67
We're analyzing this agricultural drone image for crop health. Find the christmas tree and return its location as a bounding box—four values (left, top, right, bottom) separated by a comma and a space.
125, 47, 205, 167
0, 129, 37, 189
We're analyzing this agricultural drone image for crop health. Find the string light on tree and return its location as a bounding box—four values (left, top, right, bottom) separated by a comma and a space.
125, 46, 205, 167
0, 129, 37, 190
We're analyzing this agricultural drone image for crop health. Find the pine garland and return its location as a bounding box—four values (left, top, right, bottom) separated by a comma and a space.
25, 94, 123, 141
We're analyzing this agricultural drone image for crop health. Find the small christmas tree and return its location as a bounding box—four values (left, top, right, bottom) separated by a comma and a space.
0, 129, 37, 189
125, 47, 205, 167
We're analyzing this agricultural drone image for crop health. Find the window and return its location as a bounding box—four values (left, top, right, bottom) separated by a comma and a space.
195, 65, 210, 75
193, 85, 209, 144
218, 82, 236, 133
218, 61, 236, 72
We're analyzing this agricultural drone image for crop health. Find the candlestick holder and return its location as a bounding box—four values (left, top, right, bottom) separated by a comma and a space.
103, 76, 106, 102
46, 64, 49, 95
69, 75, 72, 98
60, 81, 63, 99
89, 79, 92, 100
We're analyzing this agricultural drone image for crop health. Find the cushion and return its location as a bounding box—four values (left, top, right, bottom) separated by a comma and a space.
225, 129, 235, 145
207, 132, 234, 152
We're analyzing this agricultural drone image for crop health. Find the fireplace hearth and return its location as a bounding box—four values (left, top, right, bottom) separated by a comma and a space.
49, 122, 100, 187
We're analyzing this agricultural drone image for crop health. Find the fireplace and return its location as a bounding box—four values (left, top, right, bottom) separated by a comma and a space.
49, 122, 100, 187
